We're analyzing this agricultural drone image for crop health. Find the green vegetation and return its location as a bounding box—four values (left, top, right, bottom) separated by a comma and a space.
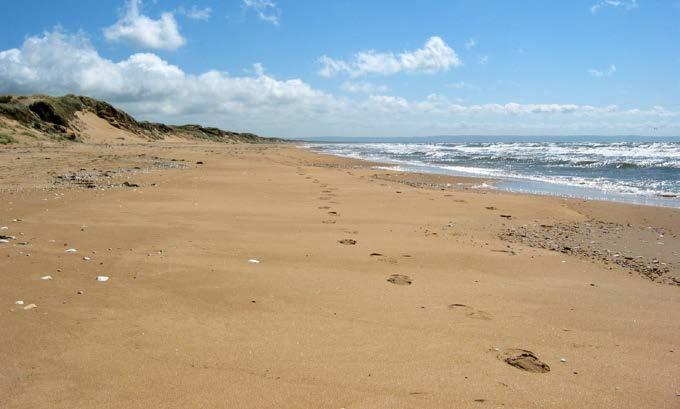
0, 133, 17, 144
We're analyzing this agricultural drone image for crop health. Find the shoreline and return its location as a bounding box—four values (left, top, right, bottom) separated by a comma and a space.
1, 141, 679, 408
303, 142, 680, 209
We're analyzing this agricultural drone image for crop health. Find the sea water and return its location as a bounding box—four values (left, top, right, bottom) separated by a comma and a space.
306, 136, 680, 208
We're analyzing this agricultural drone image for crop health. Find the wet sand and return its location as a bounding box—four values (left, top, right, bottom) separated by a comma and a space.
1, 142, 679, 409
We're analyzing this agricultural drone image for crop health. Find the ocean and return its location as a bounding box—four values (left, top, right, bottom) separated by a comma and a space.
306, 137, 680, 208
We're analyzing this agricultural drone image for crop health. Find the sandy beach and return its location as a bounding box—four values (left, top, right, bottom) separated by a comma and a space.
1, 141, 678, 409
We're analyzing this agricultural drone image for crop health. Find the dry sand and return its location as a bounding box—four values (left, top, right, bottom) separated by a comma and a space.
1, 141, 679, 409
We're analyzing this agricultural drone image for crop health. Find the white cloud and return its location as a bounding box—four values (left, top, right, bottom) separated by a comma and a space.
177, 5, 212, 21
465, 39, 476, 49
446, 102, 617, 115
0, 31, 677, 137
341, 81, 388, 93
252, 62, 265, 76
104, 0, 185, 50
364, 95, 410, 112
478, 55, 489, 65
589, 64, 617, 77
318, 36, 462, 78
243, 0, 281, 25
590, 0, 638, 13
0, 31, 339, 129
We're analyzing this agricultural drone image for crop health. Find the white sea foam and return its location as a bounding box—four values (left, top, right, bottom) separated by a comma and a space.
308, 140, 680, 206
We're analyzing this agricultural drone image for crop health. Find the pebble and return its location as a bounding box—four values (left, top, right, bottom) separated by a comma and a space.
15, 300, 24, 305
65, 248, 78, 253
248, 259, 260, 264
560, 358, 567, 363
0, 226, 7, 230
23, 304, 37, 310
40, 275, 53, 280
83, 256, 91, 261
96, 275, 110, 282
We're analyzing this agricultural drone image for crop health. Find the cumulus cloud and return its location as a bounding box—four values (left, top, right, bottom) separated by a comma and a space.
177, 5, 212, 21
0, 31, 677, 137
341, 81, 388, 94
243, 0, 281, 25
0, 31, 338, 124
590, 0, 638, 13
104, 0, 185, 50
318, 36, 462, 78
589, 64, 617, 77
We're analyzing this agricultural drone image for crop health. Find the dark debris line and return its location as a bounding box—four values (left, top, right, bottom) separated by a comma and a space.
51, 160, 188, 190
500, 221, 678, 286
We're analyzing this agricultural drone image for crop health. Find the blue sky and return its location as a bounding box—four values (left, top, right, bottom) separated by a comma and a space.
0, 0, 679, 137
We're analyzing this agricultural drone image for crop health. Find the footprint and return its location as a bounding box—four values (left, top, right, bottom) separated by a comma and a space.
448, 303, 492, 320
387, 274, 412, 286
338, 239, 357, 245
496, 349, 550, 373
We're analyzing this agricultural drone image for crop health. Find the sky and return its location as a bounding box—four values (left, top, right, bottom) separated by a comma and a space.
0, 0, 679, 138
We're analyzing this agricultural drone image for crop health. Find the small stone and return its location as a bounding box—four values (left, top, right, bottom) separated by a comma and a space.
96, 275, 110, 282
338, 239, 357, 245
23, 304, 37, 310
560, 358, 567, 363
40, 275, 53, 280
15, 300, 24, 305
83, 256, 91, 261
248, 259, 260, 264
65, 248, 78, 253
